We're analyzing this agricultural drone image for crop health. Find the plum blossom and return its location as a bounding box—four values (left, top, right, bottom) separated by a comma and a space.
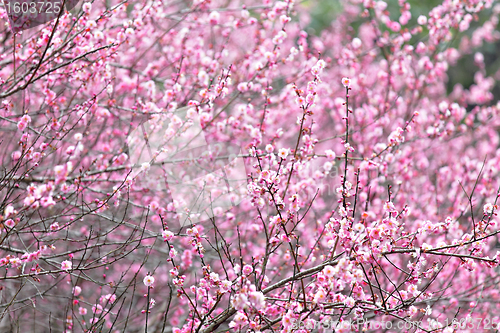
1, 1, 500, 331
323, 265, 335, 278
208, 11, 220, 25
92, 304, 103, 314
325, 149, 336, 160
231, 293, 248, 311
17, 115, 31, 131
242, 264, 253, 275
352, 37, 362, 49
82, 2, 91, 13
11, 151, 21, 160
272, 31, 287, 44
278, 148, 290, 159
248, 291, 265, 309
409, 305, 418, 317
219, 279, 232, 293
4, 219, 15, 228
383, 201, 397, 213
162, 230, 174, 241
61, 260, 72, 271
341, 77, 351, 88
143, 275, 155, 287
313, 287, 326, 303
73, 286, 82, 296
344, 296, 355, 307
484, 203, 495, 215
417, 15, 427, 25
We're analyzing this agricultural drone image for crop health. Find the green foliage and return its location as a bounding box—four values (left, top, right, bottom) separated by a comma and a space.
303, 0, 342, 35
304, 0, 500, 101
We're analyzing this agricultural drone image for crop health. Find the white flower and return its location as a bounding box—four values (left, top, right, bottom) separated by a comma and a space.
248, 291, 266, 309
231, 293, 248, 310
278, 148, 290, 159
143, 275, 155, 287
341, 77, 351, 88
421, 243, 432, 251
484, 203, 494, 215
322, 265, 335, 278
344, 296, 355, 307
140, 162, 150, 172
148, 298, 156, 309
352, 37, 362, 49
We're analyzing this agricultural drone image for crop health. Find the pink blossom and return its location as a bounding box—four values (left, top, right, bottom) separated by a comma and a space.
279, 15, 291, 25
248, 291, 265, 309
399, 11, 411, 25
99, 293, 117, 304
341, 77, 351, 87
73, 286, 82, 296
17, 120, 28, 131
11, 151, 21, 160
325, 149, 336, 160
313, 287, 326, 303
61, 260, 72, 271
219, 280, 232, 293
272, 31, 287, 44
162, 230, 174, 241
231, 293, 248, 311
409, 305, 418, 317
323, 265, 335, 278
344, 296, 355, 307
208, 11, 220, 25
242, 264, 253, 275
0, 1, 499, 331
4, 219, 15, 228
417, 15, 427, 25
389, 21, 401, 32
92, 304, 103, 314
82, 2, 91, 13
311, 65, 321, 76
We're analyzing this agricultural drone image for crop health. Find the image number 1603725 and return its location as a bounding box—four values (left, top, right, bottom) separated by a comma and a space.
2, 0, 79, 32
5, 1, 61, 14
